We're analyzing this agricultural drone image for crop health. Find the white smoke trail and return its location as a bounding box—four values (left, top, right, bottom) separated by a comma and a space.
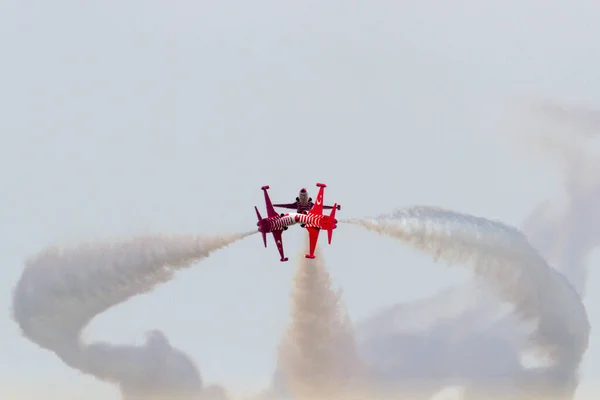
277, 244, 366, 400
334, 102, 598, 400
12, 231, 254, 400
520, 100, 600, 299
343, 206, 590, 398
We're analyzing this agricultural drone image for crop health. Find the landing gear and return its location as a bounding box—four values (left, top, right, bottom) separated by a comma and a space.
283, 226, 288, 230
300, 224, 306, 228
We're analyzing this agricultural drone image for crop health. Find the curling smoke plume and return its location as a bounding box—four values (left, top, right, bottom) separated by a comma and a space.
521, 100, 600, 300
12, 232, 254, 400
329, 103, 597, 400
276, 244, 365, 400
344, 207, 590, 399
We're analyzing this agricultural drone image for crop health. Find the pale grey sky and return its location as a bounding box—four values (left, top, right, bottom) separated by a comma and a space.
2, 1, 600, 399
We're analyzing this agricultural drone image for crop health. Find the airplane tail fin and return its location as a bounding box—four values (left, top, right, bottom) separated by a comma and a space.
255, 206, 262, 221
255, 206, 267, 247
327, 203, 338, 244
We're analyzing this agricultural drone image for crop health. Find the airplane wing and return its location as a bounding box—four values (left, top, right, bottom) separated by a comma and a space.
261, 186, 279, 218
273, 202, 298, 209
308, 183, 326, 216
305, 226, 320, 259
271, 229, 289, 262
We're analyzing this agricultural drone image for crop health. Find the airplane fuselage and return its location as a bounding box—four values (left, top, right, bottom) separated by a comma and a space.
257, 212, 337, 233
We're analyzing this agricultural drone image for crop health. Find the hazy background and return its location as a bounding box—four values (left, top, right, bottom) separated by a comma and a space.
1, 1, 600, 398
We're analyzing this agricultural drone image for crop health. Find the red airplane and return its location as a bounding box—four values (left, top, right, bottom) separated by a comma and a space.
300, 183, 339, 259
254, 183, 339, 261
254, 185, 295, 262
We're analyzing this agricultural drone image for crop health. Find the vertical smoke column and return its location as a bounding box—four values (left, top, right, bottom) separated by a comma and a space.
277, 244, 365, 400
12, 232, 253, 400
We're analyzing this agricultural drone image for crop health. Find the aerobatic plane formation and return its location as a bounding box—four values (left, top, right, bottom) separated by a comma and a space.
254, 183, 340, 262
